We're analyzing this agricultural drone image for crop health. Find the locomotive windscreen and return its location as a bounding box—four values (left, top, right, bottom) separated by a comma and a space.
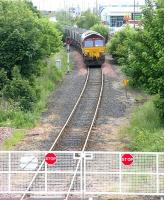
84, 40, 94, 47
95, 40, 104, 47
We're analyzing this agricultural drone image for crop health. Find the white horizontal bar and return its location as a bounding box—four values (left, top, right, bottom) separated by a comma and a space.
0, 151, 81, 153
0, 151, 164, 154
85, 172, 164, 175
85, 192, 164, 195
1, 191, 164, 195
1, 172, 164, 175
86, 151, 164, 154
0, 171, 81, 174
0, 191, 81, 194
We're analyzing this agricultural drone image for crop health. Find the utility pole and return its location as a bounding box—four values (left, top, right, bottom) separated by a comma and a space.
134, 0, 136, 28
96, 0, 98, 14
64, 0, 66, 22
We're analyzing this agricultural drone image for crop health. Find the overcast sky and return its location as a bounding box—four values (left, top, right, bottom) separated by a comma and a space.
31, 0, 146, 11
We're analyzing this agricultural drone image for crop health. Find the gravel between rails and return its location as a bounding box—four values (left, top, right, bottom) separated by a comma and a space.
54, 68, 102, 151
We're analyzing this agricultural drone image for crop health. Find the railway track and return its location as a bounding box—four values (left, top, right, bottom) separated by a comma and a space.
53, 68, 103, 151
20, 67, 104, 200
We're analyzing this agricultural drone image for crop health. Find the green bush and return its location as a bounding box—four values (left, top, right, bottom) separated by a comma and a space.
91, 23, 109, 42
3, 78, 37, 111
125, 99, 164, 151
154, 96, 164, 123
107, 0, 164, 121
129, 128, 164, 151
0, 69, 8, 91
0, 0, 62, 111
76, 11, 100, 29
0, 49, 68, 129
0, 108, 36, 128
107, 26, 135, 64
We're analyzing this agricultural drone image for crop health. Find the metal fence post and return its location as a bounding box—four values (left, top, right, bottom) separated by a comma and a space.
45, 161, 47, 193
8, 152, 11, 193
67, 44, 70, 73
81, 152, 85, 200
156, 154, 159, 194
119, 153, 122, 193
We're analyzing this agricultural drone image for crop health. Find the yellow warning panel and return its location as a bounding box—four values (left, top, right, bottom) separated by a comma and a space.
123, 79, 129, 87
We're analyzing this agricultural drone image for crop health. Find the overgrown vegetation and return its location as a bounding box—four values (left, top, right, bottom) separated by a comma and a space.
107, 0, 164, 151
0, 0, 70, 130
0, 49, 68, 128
124, 98, 164, 151
107, 0, 164, 123
0, 0, 62, 112
3, 130, 25, 150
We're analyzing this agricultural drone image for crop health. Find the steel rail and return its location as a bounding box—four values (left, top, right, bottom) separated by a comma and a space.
64, 69, 104, 200
19, 68, 90, 200
20, 68, 104, 200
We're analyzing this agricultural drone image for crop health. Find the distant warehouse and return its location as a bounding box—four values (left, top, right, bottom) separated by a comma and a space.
100, 0, 145, 32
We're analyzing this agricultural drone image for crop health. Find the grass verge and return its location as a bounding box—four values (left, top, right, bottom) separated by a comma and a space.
3, 130, 25, 150
123, 97, 164, 151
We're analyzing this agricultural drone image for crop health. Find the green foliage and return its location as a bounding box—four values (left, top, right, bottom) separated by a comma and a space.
124, 99, 164, 151
91, 23, 109, 42
3, 130, 25, 150
0, 68, 8, 91
3, 78, 38, 111
129, 129, 164, 151
107, 27, 135, 63
55, 11, 75, 25
107, 0, 164, 120
130, 100, 161, 131
0, 0, 62, 111
154, 96, 164, 122
76, 11, 100, 29
0, 49, 68, 129
24, 0, 41, 17
0, 106, 36, 128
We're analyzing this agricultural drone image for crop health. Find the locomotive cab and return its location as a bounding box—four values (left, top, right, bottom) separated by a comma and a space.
81, 32, 105, 66
64, 27, 106, 66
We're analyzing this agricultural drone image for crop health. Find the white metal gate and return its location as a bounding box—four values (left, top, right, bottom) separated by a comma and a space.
0, 151, 164, 197
0, 151, 82, 195
84, 152, 164, 196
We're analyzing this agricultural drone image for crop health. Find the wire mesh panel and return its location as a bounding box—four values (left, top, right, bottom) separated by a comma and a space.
84, 152, 164, 195
0, 151, 164, 196
0, 151, 82, 195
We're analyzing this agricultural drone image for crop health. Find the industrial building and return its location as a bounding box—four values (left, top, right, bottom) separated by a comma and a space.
100, 0, 145, 32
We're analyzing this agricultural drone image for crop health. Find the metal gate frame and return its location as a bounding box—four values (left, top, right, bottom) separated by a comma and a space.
83, 152, 164, 196
0, 151, 164, 197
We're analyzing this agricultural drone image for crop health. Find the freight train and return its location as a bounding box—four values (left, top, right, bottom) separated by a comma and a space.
64, 26, 106, 66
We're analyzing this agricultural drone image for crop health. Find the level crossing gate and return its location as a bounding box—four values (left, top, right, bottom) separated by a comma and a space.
0, 151, 164, 198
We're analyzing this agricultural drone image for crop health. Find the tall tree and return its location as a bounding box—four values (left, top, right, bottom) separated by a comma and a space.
76, 11, 100, 29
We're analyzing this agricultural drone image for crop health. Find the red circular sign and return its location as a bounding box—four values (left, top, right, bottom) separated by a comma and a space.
122, 154, 134, 166
45, 153, 57, 165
